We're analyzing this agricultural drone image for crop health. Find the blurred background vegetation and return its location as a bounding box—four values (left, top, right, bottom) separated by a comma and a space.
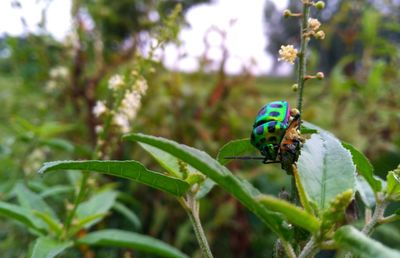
0, 0, 399, 257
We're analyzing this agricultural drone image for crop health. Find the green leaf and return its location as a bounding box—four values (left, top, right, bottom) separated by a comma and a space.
0, 201, 46, 235
40, 138, 75, 152
40, 185, 74, 198
123, 133, 291, 239
257, 195, 320, 233
38, 160, 190, 196
195, 178, 215, 199
342, 142, 381, 192
321, 190, 353, 233
78, 229, 189, 258
334, 226, 400, 258
297, 132, 356, 211
113, 202, 142, 230
15, 183, 58, 221
30, 237, 72, 258
32, 211, 63, 236
76, 190, 117, 228
356, 176, 376, 208
386, 165, 400, 200
300, 126, 318, 134
217, 138, 255, 165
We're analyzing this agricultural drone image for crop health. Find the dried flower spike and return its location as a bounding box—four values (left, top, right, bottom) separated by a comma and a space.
278, 45, 298, 64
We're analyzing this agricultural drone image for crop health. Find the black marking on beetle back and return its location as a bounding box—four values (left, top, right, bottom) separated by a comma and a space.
256, 126, 264, 135
268, 121, 276, 133
270, 103, 283, 108
269, 111, 280, 117
269, 136, 277, 143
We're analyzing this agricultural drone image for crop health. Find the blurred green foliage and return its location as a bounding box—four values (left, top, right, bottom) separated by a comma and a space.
0, 0, 399, 257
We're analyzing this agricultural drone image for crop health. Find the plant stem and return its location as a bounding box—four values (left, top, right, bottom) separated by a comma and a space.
296, 1, 311, 115
345, 199, 389, 258
179, 197, 213, 258
281, 239, 297, 258
63, 172, 88, 238
361, 199, 388, 235
298, 236, 319, 258
378, 214, 400, 225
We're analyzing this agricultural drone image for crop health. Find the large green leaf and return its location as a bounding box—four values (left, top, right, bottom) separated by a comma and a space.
216, 138, 255, 165
30, 237, 72, 258
123, 133, 291, 238
342, 142, 381, 192
38, 160, 190, 196
15, 183, 58, 221
297, 132, 356, 210
334, 226, 400, 258
257, 195, 320, 233
0, 201, 46, 235
78, 229, 189, 258
76, 190, 117, 228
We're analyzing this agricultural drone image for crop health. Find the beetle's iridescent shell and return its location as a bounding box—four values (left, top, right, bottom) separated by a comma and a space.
250, 101, 291, 160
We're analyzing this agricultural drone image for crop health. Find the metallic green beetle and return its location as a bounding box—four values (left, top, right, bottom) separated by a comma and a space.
250, 100, 292, 161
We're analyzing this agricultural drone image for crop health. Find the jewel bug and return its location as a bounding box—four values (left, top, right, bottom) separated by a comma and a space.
225, 100, 303, 168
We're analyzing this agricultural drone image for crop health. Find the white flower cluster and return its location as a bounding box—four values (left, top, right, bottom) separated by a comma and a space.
93, 72, 148, 135
108, 74, 125, 90
278, 45, 298, 64
93, 100, 107, 117
46, 66, 69, 91
113, 76, 148, 133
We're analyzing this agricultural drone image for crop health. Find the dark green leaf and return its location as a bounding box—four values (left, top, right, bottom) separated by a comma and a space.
30, 237, 72, 258
78, 229, 189, 258
258, 195, 320, 233
342, 142, 381, 192
123, 133, 291, 239
38, 160, 190, 196
0, 201, 46, 235
217, 138, 255, 165
334, 226, 400, 258
297, 132, 356, 211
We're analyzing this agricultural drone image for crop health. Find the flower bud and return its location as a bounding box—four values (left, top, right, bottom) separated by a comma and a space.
315, 1, 325, 10
316, 72, 325, 80
292, 83, 298, 92
283, 9, 291, 18
315, 30, 326, 40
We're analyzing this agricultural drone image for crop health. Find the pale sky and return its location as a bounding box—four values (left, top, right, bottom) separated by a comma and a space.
0, 0, 289, 75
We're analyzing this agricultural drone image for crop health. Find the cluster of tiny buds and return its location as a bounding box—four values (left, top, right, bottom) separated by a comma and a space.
278, 0, 326, 71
